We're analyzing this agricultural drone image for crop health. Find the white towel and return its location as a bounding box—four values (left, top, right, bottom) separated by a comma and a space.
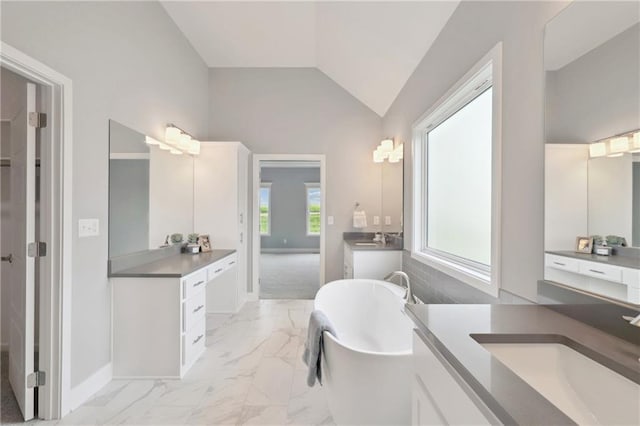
353, 210, 367, 228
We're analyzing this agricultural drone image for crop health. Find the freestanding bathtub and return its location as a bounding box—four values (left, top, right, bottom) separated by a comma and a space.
314, 279, 414, 425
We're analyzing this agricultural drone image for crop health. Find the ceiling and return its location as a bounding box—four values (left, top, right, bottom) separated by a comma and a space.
545, 1, 639, 71
160, 1, 460, 116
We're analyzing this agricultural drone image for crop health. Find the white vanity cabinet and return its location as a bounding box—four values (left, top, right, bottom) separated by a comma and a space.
545, 253, 640, 304
412, 330, 498, 426
343, 242, 402, 280
194, 142, 249, 313
112, 253, 236, 378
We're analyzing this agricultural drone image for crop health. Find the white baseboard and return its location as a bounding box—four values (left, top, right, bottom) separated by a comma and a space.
247, 292, 259, 301
261, 248, 320, 254
70, 362, 112, 411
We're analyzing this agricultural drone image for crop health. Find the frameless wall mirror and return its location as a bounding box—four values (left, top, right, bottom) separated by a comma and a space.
381, 159, 403, 233
108, 120, 194, 258
543, 2, 640, 305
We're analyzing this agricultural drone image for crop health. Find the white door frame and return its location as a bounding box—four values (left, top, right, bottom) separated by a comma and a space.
251, 154, 326, 298
1, 42, 73, 419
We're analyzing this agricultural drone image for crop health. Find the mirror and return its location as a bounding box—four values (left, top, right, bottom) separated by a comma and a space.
381, 160, 403, 233
544, 2, 640, 250
543, 2, 640, 305
108, 120, 194, 258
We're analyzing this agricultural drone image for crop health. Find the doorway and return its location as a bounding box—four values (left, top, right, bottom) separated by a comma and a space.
0, 43, 73, 422
252, 155, 326, 300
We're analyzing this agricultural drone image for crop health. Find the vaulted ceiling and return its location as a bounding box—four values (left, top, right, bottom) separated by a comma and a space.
160, 1, 459, 116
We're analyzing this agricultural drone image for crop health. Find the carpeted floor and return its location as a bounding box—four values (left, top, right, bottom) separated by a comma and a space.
259, 253, 320, 300
1, 352, 23, 424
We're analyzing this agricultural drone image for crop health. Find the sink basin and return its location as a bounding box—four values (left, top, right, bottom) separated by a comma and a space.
482, 343, 639, 425
354, 242, 378, 246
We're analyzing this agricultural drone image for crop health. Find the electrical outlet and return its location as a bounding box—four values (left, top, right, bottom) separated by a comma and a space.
327, 216, 334, 225
78, 218, 100, 237
385, 216, 391, 225
373, 216, 380, 225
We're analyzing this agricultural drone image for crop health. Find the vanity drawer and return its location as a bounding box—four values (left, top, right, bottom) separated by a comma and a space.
182, 269, 207, 300
207, 260, 226, 281
183, 317, 206, 367
578, 261, 622, 283
224, 253, 238, 270
183, 289, 206, 333
545, 254, 579, 273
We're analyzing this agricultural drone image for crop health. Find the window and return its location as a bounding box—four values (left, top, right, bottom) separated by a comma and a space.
259, 183, 271, 236
305, 183, 321, 236
412, 44, 502, 296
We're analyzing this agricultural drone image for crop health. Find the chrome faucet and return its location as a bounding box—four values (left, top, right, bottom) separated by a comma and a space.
384, 271, 418, 304
622, 313, 640, 327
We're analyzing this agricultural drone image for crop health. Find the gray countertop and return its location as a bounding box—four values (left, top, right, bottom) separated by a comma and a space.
343, 239, 403, 251
405, 304, 640, 425
109, 249, 236, 278
547, 250, 640, 270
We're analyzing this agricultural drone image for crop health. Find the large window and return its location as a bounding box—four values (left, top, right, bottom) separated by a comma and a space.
412, 44, 502, 296
259, 183, 271, 236
305, 183, 321, 236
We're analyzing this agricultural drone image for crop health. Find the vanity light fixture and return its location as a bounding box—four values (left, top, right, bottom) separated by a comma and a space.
145, 136, 161, 146
589, 142, 607, 158
373, 139, 403, 163
630, 131, 640, 153
607, 136, 629, 157
161, 124, 201, 156
589, 129, 640, 158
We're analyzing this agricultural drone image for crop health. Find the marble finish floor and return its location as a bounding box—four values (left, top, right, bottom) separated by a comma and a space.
259, 254, 320, 300
3, 300, 333, 426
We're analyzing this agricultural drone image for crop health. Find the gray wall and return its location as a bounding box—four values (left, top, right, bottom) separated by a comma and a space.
383, 0, 568, 302
546, 23, 640, 144
209, 68, 383, 282
261, 167, 321, 251
634, 162, 640, 247
1, 1, 209, 387
109, 160, 149, 258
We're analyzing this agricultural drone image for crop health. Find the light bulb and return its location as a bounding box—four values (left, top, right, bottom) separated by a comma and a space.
165, 126, 181, 144
589, 142, 606, 158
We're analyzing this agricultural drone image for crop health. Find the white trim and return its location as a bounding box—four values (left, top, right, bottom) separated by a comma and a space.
252, 154, 326, 298
259, 182, 272, 236
69, 363, 112, 411
1, 42, 73, 419
411, 42, 502, 298
109, 153, 150, 160
304, 182, 321, 237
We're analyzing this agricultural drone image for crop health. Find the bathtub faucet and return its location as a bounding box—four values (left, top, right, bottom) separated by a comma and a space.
383, 271, 417, 304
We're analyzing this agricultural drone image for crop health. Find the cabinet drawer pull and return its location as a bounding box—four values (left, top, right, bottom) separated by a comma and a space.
215, 268, 223, 274
228, 261, 235, 266
192, 334, 204, 345
193, 280, 205, 287
589, 269, 605, 274
193, 305, 204, 314
553, 262, 566, 266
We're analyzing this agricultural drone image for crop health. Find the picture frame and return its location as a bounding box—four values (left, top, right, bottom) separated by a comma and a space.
197, 234, 212, 253
575, 236, 593, 254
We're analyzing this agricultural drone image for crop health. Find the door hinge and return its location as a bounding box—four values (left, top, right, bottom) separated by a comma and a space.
28, 112, 47, 128
27, 371, 46, 388
27, 241, 47, 258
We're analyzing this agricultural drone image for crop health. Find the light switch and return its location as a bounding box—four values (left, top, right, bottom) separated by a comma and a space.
385, 216, 391, 225
327, 216, 334, 225
373, 216, 380, 225
78, 218, 100, 237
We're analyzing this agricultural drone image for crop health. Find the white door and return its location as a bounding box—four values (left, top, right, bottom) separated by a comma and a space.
8, 81, 37, 421
237, 148, 248, 303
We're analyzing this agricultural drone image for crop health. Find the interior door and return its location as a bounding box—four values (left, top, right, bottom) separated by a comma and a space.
8, 81, 37, 421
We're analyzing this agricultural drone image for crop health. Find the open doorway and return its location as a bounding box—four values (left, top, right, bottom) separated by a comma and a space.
1, 44, 73, 422
252, 155, 326, 300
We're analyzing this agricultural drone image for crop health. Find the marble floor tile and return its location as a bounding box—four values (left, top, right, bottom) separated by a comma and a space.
9, 300, 331, 425
238, 405, 288, 425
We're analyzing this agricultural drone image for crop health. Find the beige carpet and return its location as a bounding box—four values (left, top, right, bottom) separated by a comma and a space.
259, 253, 320, 299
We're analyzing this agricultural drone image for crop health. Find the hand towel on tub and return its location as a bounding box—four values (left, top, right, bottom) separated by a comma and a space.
353, 210, 367, 228
302, 310, 337, 387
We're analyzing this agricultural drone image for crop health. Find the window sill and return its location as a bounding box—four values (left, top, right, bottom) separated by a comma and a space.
410, 250, 498, 298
